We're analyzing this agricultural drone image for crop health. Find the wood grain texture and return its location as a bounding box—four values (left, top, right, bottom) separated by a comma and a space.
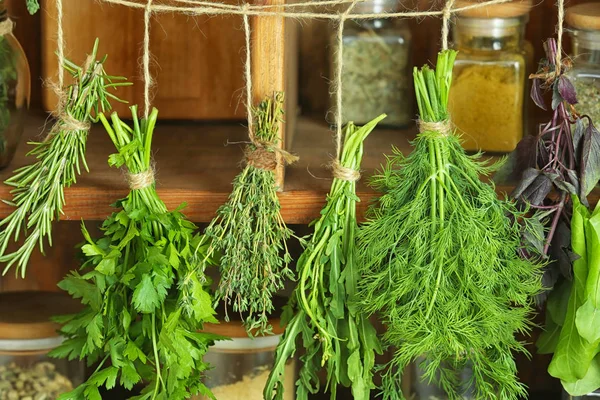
40, 0, 246, 119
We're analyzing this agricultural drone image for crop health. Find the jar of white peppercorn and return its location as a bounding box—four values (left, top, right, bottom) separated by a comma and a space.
0, 291, 84, 400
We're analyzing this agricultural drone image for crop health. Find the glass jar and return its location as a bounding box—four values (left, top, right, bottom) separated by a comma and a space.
196, 320, 295, 400
448, 0, 533, 153
563, 389, 600, 399
0, 3, 30, 168
410, 358, 475, 400
331, 0, 412, 127
0, 291, 84, 400
566, 3, 600, 128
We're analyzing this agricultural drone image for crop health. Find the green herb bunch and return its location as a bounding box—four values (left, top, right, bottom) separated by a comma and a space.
539, 196, 600, 396
356, 50, 543, 400
0, 39, 129, 277
26, 0, 39, 14
0, 34, 18, 156
204, 92, 294, 335
264, 115, 385, 400
51, 107, 221, 400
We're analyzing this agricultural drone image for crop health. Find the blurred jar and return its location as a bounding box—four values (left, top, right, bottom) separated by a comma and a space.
331, 0, 412, 127
563, 389, 600, 399
196, 320, 295, 400
410, 358, 475, 400
0, 2, 30, 168
566, 3, 600, 128
448, 0, 533, 152
0, 291, 84, 400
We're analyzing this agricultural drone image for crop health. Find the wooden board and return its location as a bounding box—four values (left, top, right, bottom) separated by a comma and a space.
0, 113, 573, 225
40, 0, 246, 119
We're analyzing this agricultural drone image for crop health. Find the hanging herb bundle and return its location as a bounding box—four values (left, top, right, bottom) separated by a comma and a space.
204, 92, 296, 335
0, 39, 129, 277
355, 50, 543, 400
25, 0, 39, 14
51, 107, 221, 400
264, 115, 385, 400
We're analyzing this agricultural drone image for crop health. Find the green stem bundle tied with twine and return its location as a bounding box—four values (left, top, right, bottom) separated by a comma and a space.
0, 39, 129, 278
52, 107, 221, 400
265, 115, 384, 400
204, 92, 297, 336
355, 50, 543, 400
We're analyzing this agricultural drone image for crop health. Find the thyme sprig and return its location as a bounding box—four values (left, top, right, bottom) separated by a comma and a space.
204, 92, 294, 335
52, 107, 221, 400
0, 39, 129, 277
356, 50, 543, 400
264, 115, 384, 400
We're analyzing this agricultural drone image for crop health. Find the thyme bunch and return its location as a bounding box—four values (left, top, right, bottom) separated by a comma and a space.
204, 92, 294, 335
0, 39, 129, 277
356, 50, 543, 400
52, 107, 221, 400
264, 115, 385, 400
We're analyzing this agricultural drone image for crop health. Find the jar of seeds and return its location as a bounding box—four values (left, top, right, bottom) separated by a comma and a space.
0, 291, 84, 400
331, 0, 412, 127
566, 3, 600, 128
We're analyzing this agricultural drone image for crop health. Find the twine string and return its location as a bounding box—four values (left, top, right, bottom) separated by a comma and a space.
555, 0, 564, 74
441, 0, 455, 51
128, 168, 156, 190
419, 120, 453, 136
143, 0, 154, 118
243, 5, 253, 141
0, 19, 14, 36
56, 0, 65, 89
331, 159, 360, 182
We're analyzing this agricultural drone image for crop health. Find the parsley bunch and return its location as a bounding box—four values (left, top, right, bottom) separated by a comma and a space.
204, 93, 294, 335
356, 51, 543, 400
264, 115, 384, 400
51, 106, 221, 400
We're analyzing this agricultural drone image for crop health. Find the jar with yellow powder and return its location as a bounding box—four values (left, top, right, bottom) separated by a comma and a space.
448, 0, 533, 152
566, 3, 600, 128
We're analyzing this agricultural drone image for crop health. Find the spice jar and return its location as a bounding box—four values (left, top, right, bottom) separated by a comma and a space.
448, 0, 533, 152
331, 0, 412, 127
196, 320, 295, 400
0, 1, 30, 168
0, 291, 84, 400
563, 389, 600, 399
566, 3, 600, 128
410, 358, 475, 400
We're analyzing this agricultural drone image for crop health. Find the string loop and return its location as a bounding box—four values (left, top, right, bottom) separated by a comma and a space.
128, 168, 155, 190
0, 19, 14, 36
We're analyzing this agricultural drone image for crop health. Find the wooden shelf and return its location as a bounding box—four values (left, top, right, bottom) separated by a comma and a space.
0, 113, 532, 224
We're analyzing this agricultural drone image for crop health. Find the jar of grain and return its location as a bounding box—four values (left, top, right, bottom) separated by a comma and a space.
331, 0, 412, 127
195, 320, 295, 400
448, 0, 533, 152
0, 291, 84, 400
0, 1, 30, 168
566, 3, 600, 128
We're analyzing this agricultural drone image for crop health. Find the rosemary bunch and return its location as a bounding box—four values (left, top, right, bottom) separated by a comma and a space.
0, 39, 128, 277
356, 50, 543, 400
51, 107, 221, 400
204, 92, 294, 335
264, 115, 385, 400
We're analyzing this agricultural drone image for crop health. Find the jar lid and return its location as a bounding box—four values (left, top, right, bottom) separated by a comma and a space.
203, 320, 285, 352
0, 291, 81, 341
455, 0, 533, 18
566, 3, 600, 31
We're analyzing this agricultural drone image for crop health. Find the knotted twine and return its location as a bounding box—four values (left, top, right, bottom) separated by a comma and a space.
128, 168, 156, 190
52, 0, 567, 177
0, 18, 13, 37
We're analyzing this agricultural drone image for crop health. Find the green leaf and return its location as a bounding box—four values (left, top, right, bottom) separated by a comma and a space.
576, 299, 600, 344
58, 272, 102, 310
85, 314, 104, 350
84, 385, 102, 400
563, 355, 600, 396
124, 341, 147, 363
169, 243, 180, 269
89, 367, 119, 390
189, 275, 217, 322
96, 257, 117, 275
121, 362, 142, 390
537, 316, 562, 354
132, 275, 161, 313
81, 244, 105, 257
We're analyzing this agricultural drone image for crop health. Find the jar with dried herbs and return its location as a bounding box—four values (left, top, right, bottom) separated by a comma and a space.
0, 292, 84, 400
566, 3, 600, 128
448, 0, 533, 152
331, 0, 412, 127
194, 319, 295, 400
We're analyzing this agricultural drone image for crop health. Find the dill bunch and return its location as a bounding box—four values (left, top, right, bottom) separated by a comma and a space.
51, 107, 221, 400
264, 115, 385, 400
0, 39, 129, 277
356, 50, 543, 400
204, 92, 295, 335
